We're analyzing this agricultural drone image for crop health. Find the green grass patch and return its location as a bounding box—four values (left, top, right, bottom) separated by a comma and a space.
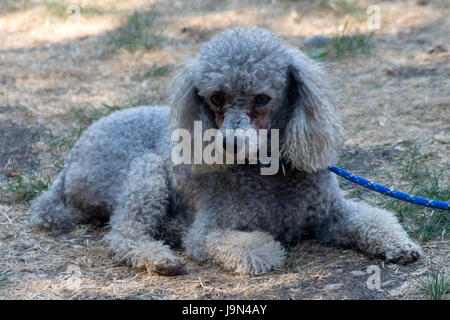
69, 103, 123, 128
350, 124, 365, 137
1, 104, 126, 203
376, 146, 449, 242
133, 64, 174, 81
306, 22, 372, 60
4, 170, 52, 203
44, 0, 71, 17
108, 10, 161, 51
412, 266, 449, 300
0, 268, 13, 286
306, 49, 329, 61
0, 0, 33, 13
329, 30, 372, 58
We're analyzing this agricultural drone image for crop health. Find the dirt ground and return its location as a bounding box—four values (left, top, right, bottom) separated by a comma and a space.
0, 0, 449, 300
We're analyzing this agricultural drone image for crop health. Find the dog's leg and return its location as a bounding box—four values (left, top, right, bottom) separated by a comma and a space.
316, 200, 422, 264
183, 212, 285, 275
104, 153, 186, 276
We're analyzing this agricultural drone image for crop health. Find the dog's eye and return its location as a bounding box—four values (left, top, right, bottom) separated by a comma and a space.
210, 92, 226, 107
255, 94, 271, 107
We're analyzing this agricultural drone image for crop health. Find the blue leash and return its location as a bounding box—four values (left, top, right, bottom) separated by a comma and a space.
329, 165, 450, 210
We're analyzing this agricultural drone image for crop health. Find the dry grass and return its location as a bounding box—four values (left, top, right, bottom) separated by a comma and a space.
0, 0, 448, 300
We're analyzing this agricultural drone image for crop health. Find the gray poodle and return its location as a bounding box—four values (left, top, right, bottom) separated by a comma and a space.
30, 27, 421, 276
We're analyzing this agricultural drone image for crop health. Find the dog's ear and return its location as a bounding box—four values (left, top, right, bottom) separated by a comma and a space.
169, 60, 215, 133
169, 60, 227, 173
281, 49, 343, 173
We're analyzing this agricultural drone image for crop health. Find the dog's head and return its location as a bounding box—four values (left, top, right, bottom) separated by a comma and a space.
170, 27, 342, 173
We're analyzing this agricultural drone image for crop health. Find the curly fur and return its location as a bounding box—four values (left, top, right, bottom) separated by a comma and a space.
30, 27, 421, 276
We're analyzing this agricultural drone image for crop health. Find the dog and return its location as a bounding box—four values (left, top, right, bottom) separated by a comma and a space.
30, 27, 421, 276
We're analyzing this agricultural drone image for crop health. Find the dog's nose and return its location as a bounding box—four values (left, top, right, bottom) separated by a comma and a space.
223, 136, 239, 153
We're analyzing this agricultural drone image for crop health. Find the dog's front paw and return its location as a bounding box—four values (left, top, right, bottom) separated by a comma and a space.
211, 231, 285, 276
232, 249, 284, 276
108, 237, 188, 276
384, 240, 422, 264
148, 256, 187, 276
